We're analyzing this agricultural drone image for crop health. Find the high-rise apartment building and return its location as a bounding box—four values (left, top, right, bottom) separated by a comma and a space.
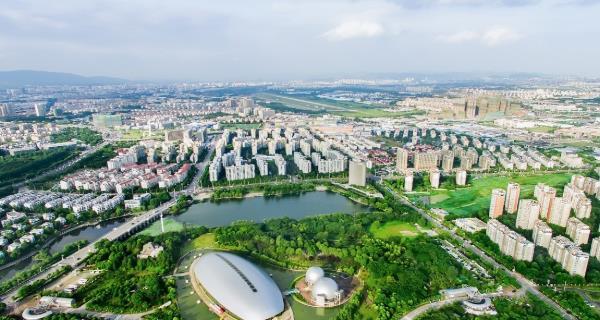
516, 199, 540, 230
442, 153, 454, 172
532, 221, 553, 248
534, 183, 556, 220
429, 169, 441, 189
34, 103, 47, 117
505, 182, 520, 214
414, 151, 438, 171
0, 104, 12, 118
566, 217, 591, 245
455, 169, 467, 186
549, 236, 589, 277
486, 219, 534, 262
348, 161, 367, 187
548, 197, 571, 227
489, 189, 505, 218
591, 237, 600, 261
404, 170, 414, 192
396, 148, 409, 173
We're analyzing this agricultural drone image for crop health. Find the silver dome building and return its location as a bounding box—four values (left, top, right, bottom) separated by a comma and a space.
192, 252, 284, 320
311, 277, 342, 306
305, 266, 324, 285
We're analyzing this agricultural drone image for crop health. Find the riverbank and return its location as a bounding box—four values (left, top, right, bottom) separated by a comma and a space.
0, 215, 130, 273
195, 185, 330, 201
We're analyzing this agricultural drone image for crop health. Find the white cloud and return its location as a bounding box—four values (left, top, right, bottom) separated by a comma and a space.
438, 30, 479, 43
321, 21, 384, 41
438, 27, 522, 46
481, 27, 522, 46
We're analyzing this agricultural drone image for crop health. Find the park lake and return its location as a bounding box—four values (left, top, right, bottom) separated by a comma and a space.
1, 190, 369, 312
142, 191, 370, 234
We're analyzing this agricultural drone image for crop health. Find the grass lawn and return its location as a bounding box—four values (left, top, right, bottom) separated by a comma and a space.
189, 233, 217, 249
255, 93, 423, 118
182, 233, 220, 253
139, 218, 184, 236
427, 173, 572, 217
369, 220, 422, 239
120, 128, 164, 140
528, 126, 557, 133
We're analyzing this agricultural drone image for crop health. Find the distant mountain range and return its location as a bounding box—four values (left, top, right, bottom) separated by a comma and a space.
0, 70, 128, 88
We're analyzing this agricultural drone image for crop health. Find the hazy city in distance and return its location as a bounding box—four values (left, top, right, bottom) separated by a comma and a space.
0, 1, 600, 320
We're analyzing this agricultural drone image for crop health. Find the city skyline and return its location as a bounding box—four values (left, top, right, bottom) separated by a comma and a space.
1, 0, 600, 81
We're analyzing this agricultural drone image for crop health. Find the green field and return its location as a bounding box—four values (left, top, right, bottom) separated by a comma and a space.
255, 93, 422, 118
255, 93, 346, 112
119, 128, 164, 141
183, 233, 218, 252
139, 218, 184, 236
527, 126, 557, 133
427, 173, 572, 217
369, 220, 422, 239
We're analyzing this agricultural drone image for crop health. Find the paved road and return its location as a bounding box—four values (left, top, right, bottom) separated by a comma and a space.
2, 141, 215, 310
379, 183, 576, 320
16, 130, 121, 189
1, 199, 175, 307
401, 291, 520, 320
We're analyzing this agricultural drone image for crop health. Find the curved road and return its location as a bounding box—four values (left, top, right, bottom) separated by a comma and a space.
379, 183, 576, 320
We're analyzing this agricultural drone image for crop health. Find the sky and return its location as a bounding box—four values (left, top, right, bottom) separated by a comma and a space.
0, 0, 599, 81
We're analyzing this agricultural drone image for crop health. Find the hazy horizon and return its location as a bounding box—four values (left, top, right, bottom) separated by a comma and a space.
1, 0, 599, 81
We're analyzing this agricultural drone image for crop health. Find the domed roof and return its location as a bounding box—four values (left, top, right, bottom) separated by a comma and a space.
305, 266, 324, 284
193, 252, 284, 320
311, 277, 339, 300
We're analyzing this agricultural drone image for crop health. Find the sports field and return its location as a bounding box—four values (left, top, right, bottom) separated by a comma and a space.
428, 173, 572, 217
369, 220, 423, 239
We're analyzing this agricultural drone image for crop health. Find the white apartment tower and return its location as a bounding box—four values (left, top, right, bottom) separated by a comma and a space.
516, 199, 540, 230
404, 170, 414, 192
549, 236, 589, 277
548, 197, 571, 227
591, 237, 600, 261
486, 219, 534, 262
429, 169, 441, 189
566, 217, 591, 245
455, 170, 467, 186
348, 161, 367, 187
532, 221, 553, 248
396, 148, 409, 173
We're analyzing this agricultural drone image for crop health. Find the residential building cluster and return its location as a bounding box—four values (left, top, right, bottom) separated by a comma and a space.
0, 122, 80, 155
484, 174, 598, 277
548, 236, 589, 277
208, 126, 350, 182
59, 144, 193, 192
486, 219, 534, 262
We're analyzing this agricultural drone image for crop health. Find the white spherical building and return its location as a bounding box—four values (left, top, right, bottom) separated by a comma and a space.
305, 266, 325, 285
311, 277, 340, 301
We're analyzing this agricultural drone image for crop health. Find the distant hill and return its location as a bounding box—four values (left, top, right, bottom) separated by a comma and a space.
0, 70, 128, 88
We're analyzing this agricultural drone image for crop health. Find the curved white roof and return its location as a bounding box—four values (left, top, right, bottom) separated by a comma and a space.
193, 252, 284, 320
311, 277, 339, 300
305, 266, 324, 285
